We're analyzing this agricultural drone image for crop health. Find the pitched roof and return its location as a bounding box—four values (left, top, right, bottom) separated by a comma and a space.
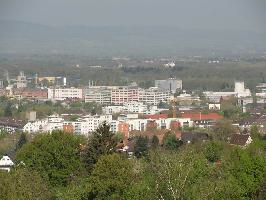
181, 132, 209, 143
229, 134, 251, 146
0, 156, 14, 167
181, 113, 223, 121
144, 114, 168, 120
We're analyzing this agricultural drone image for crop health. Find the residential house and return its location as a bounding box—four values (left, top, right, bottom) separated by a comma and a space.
229, 134, 252, 147
0, 156, 14, 172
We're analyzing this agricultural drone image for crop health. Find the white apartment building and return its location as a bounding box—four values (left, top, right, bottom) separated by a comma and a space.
23, 119, 48, 133
139, 87, 170, 105
23, 115, 65, 133
123, 102, 148, 113
48, 87, 83, 101
111, 87, 140, 105
103, 105, 125, 115
203, 91, 237, 103
234, 81, 251, 98
204, 81, 251, 103
256, 83, 266, 99
23, 114, 115, 135
103, 102, 166, 115
125, 118, 192, 132
84, 87, 111, 104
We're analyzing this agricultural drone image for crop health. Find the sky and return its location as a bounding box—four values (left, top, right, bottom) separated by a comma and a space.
0, 0, 266, 32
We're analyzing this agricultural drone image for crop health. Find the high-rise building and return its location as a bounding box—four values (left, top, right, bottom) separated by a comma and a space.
234, 81, 251, 97
234, 81, 245, 93
155, 78, 182, 93
16, 71, 27, 88
0, 80, 4, 88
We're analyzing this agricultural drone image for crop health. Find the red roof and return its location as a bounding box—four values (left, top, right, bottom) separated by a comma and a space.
144, 114, 168, 119
181, 113, 223, 121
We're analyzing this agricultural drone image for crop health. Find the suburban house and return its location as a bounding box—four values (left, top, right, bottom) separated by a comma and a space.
229, 134, 252, 147
0, 156, 14, 172
180, 112, 223, 128
181, 132, 209, 144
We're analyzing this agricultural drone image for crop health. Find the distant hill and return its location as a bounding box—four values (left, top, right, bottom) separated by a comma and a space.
0, 20, 266, 57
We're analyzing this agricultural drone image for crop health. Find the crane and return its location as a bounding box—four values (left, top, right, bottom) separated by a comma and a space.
169, 97, 179, 118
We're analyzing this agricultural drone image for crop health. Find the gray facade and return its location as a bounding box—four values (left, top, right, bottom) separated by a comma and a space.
155, 79, 182, 93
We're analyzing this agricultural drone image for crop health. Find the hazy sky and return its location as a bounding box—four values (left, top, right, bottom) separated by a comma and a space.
0, 0, 266, 32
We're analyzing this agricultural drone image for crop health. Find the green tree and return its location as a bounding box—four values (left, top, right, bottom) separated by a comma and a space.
0, 168, 51, 200
15, 132, 27, 151
151, 135, 159, 148
55, 177, 91, 200
16, 131, 86, 187
69, 115, 79, 122
84, 121, 117, 171
204, 141, 223, 162
134, 136, 148, 158
142, 149, 210, 200
163, 133, 183, 150
250, 125, 261, 139
90, 154, 134, 199
227, 148, 266, 198
4, 101, 12, 117
211, 119, 236, 141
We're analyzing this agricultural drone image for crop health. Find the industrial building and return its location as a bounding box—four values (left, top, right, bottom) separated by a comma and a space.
155, 78, 182, 93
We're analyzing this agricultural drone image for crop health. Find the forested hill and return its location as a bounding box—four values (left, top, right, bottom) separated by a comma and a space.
0, 20, 266, 57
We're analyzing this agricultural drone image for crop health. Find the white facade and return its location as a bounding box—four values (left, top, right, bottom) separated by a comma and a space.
139, 87, 170, 105
63, 77, 67, 86
125, 118, 192, 132
0, 156, 14, 172
103, 102, 166, 115
208, 103, 221, 110
84, 88, 111, 104
23, 119, 48, 133
48, 88, 83, 101
103, 105, 125, 115
204, 91, 237, 103
234, 81, 251, 98
23, 114, 115, 135
123, 102, 148, 113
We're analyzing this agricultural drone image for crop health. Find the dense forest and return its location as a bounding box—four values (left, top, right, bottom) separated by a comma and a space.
0, 122, 265, 200
1, 56, 266, 90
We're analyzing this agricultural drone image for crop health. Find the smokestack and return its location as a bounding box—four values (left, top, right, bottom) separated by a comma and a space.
63, 77, 67, 86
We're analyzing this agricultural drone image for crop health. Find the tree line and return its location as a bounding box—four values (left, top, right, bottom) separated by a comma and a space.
0, 122, 265, 199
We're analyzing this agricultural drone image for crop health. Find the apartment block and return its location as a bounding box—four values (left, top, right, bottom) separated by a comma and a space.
155, 78, 182, 93
48, 87, 83, 101
139, 87, 170, 105
111, 86, 140, 105
84, 87, 111, 104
